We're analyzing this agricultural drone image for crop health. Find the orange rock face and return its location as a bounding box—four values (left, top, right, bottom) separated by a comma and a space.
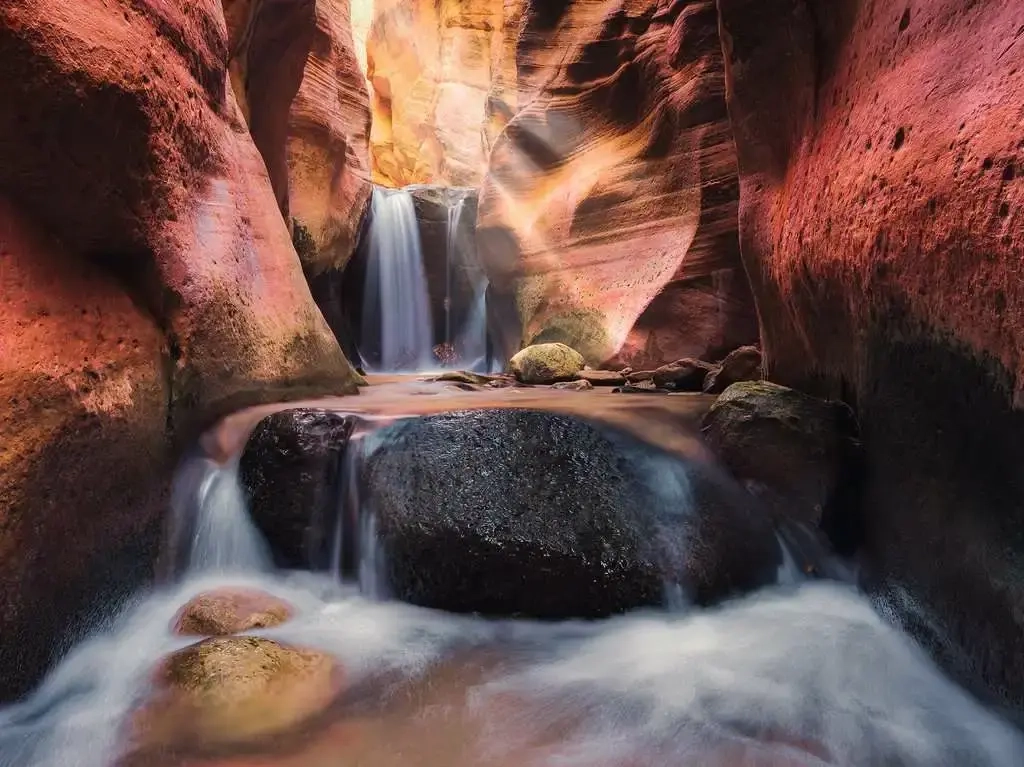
363, 0, 507, 186
477, 0, 758, 367
0, 0, 357, 699
227, 0, 372, 274
719, 0, 1024, 711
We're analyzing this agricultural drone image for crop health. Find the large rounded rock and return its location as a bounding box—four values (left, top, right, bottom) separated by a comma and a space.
132, 636, 341, 752
363, 409, 780, 616
702, 382, 859, 533
508, 343, 585, 384
240, 409, 355, 569
172, 588, 294, 637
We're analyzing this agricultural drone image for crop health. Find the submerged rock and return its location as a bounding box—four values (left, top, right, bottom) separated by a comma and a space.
364, 409, 780, 617
240, 409, 355, 568
703, 346, 763, 394
172, 588, 294, 637
131, 637, 340, 753
508, 343, 585, 384
701, 382, 859, 530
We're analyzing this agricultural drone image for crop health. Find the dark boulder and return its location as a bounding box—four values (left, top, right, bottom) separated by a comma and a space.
701, 382, 860, 535
239, 409, 354, 569
363, 409, 780, 617
653, 358, 715, 391
703, 346, 763, 393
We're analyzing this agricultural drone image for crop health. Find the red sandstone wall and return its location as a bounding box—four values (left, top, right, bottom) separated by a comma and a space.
718, 0, 1024, 710
0, 0, 357, 699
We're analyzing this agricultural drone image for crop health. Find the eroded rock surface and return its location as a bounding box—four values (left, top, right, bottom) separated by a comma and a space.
0, 0, 356, 699
719, 0, 1024, 712
477, 0, 758, 368
364, 0, 507, 186
226, 0, 372, 274
363, 409, 780, 616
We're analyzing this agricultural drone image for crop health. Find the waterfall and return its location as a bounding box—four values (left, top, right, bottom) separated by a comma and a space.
164, 453, 272, 577
444, 190, 491, 372
361, 187, 435, 372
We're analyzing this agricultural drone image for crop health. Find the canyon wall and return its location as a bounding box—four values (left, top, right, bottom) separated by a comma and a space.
227, 0, 372, 274
363, 0, 506, 186
0, 0, 358, 699
718, 0, 1024, 713
477, 0, 758, 368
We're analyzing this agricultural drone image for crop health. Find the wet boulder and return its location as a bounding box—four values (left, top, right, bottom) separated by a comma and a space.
701, 382, 859, 531
172, 588, 294, 637
129, 637, 341, 755
363, 409, 780, 617
508, 343, 585, 384
703, 346, 763, 393
240, 409, 355, 568
653, 358, 715, 391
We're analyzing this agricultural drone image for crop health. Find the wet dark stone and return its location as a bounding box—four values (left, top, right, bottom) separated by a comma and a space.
239, 409, 355, 569
363, 409, 780, 618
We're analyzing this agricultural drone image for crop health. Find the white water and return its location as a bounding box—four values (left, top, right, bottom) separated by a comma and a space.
445, 192, 491, 372
1, 458, 1022, 766
361, 187, 435, 372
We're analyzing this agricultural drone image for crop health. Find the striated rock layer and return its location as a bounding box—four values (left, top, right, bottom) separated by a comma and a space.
227, 0, 372, 274
364, 0, 507, 187
718, 0, 1024, 713
0, 0, 357, 699
477, 0, 758, 368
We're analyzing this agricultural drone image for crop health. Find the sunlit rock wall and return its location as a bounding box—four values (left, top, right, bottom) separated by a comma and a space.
719, 0, 1024, 713
363, 0, 506, 187
227, 0, 371, 274
477, 0, 758, 367
0, 0, 356, 700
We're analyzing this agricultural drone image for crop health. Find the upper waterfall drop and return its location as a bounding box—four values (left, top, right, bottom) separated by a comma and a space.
360, 187, 435, 372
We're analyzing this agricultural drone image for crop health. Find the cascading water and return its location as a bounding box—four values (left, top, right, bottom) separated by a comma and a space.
444, 191, 491, 372
1, 409, 1023, 767
360, 187, 435, 372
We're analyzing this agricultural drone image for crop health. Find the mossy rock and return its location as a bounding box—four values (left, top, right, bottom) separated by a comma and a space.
508, 343, 585, 384
131, 636, 341, 752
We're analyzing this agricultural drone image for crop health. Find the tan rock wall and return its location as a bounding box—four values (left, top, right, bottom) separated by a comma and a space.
477, 0, 758, 367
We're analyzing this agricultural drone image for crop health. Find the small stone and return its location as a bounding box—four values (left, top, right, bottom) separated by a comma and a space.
625, 370, 657, 383
552, 379, 593, 391
578, 369, 627, 386
507, 343, 585, 384
172, 588, 294, 636
427, 371, 496, 386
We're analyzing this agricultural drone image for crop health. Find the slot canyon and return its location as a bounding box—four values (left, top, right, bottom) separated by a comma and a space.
0, 0, 1021, 765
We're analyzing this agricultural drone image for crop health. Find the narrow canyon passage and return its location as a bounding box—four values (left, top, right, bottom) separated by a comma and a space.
1, 0, 1022, 764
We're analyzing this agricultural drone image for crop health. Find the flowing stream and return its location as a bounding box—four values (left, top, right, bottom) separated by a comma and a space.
0, 411, 1022, 767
